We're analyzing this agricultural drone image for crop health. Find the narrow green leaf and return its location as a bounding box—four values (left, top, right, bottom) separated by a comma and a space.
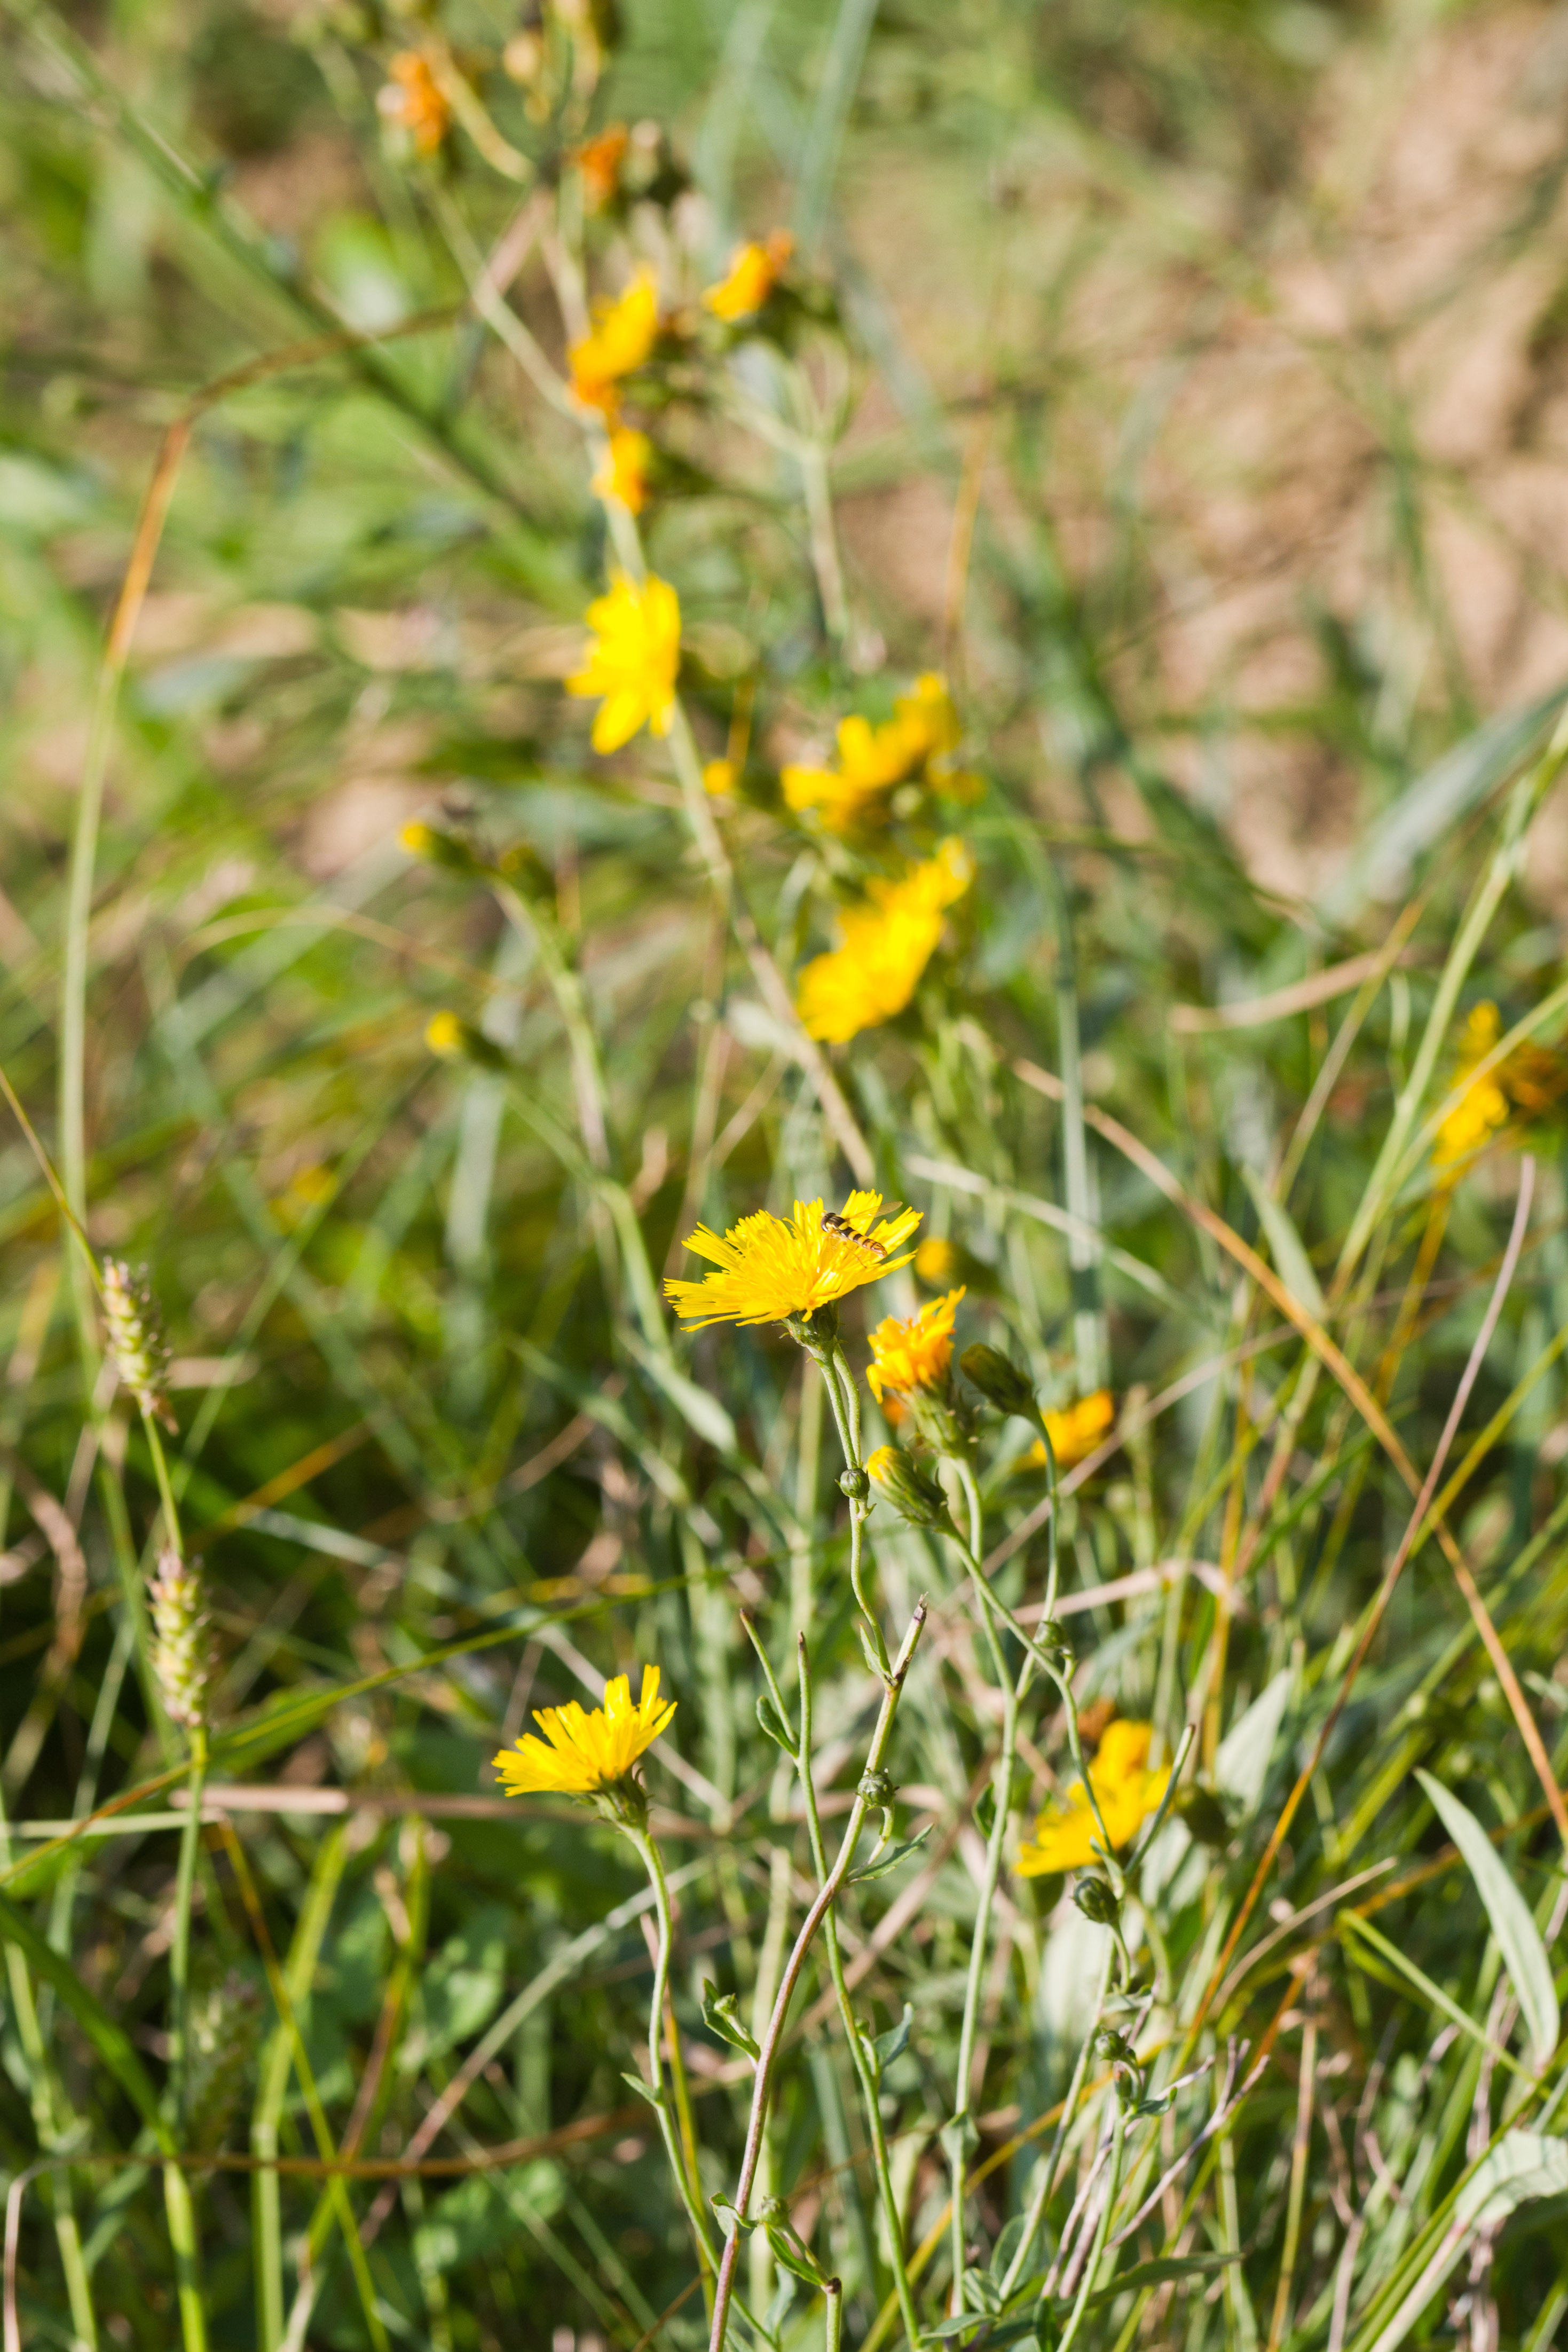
1415, 1771, 1558, 2070
0, 1889, 169, 2150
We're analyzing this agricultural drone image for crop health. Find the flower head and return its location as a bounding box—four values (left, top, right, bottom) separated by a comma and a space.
570, 269, 660, 414
781, 675, 966, 835
1015, 1719, 1169, 1878
102, 1259, 175, 1430
1435, 1001, 1566, 1176
574, 123, 629, 210
797, 839, 974, 1044
704, 232, 793, 322
665, 1192, 920, 1330
566, 572, 681, 752
865, 1442, 950, 1526
1023, 1389, 1116, 1474
592, 427, 652, 515
149, 1545, 210, 1731
494, 1665, 676, 1797
916, 1235, 959, 1285
867, 1288, 965, 1403
703, 757, 737, 797
379, 52, 451, 156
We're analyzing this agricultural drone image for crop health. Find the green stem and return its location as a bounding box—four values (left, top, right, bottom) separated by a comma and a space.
815, 1346, 889, 1673
169, 1722, 207, 2130
621, 1819, 722, 2279
824, 2275, 845, 2352
162, 2160, 210, 2352
1053, 2099, 1126, 2352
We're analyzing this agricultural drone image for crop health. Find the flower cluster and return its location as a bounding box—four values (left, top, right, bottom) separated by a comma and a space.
494, 1665, 676, 1797
665, 1193, 920, 1330
569, 268, 661, 417
1015, 1719, 1169, 1877
798, 838, 974, 1043
782, 675, 974, 836
101, 1258, 175, 1430
149, 1545, 210, 1732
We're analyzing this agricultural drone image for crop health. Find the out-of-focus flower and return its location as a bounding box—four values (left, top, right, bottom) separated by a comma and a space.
703, 758, 737, 796
378, 52, 452, 156
574, 122, 629, 209
1022, 1388, 1117, 1473
1435, 1001, 1566, 1175
566, 572, 681, 751
591, 426, 652, 515
703, 231, 793, 321
797, 839, 974, 1043
915, 1235, 959, 1286
570, 269, 660, 414
1015, 1719, 1169, 1877
665, 1193, 920, 1329
494, 1666, 676, 1796
782, 675, 971, 834
867, 1289, 964, 1404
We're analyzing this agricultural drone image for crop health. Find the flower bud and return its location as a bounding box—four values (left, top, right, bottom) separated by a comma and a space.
839, 1466, 870, 1501
864, 1444, 949, 1529
1092, 2027, 1137, 2065
424, 1012, 511, 1072
149, 1545, 210, 1731
1071, 1875, 1121, 1927
857, 1768, 894, 1807
101, 1260, 176, 1430
1036, 1618, 1073, 1665
400, 820, 485, 876
959, 1344, 1035, 1418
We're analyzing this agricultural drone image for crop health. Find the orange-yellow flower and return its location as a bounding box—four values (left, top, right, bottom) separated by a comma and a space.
797, 839, 974, 1044
1015, 1720, 1169, 1877
574, 123, 629, 210
866, 1289, 965, 1403
1023, 1389, 1116, 1473
703, 758, 737, 796
665, 1192, 920, 1329
380, 52, 451, 156
704, 231, 793, 321
591, 427, 652, 515
1435, 1001, 1566, 1176
566, 572, 681, 752
782, 677, 968, 833
494, 1666, 676, 1797
570, 269, 660, 414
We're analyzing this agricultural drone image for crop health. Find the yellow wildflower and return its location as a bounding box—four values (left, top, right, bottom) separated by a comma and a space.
915, 1235, 959, 1286
1435, 1001, 1566, 1175
493, 1665, 676, 1797
894, 673, 961, 764
379, 52, 451, 156
704, 231, 793, 322
1024, 1388, 1116, 1473
591, 427, 652, 515
1015, 1719, 1169, 1877
665, 1192, 920, 1329
866, 1288, 965, 1403
703, 758, 736, 796
566, 572, 681, 753
570, 269, 660, 414
797, 839, 974, 1044
574, 122, 629, 210
426, 1010, 466, 1058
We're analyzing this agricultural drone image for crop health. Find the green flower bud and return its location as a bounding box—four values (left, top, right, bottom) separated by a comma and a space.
1071, 1875, 1121, 1927
864, 1445, 949, 1529
1036, 1618, 1073, 1664
839, 1466, 870, 1501
857, 1768, 894, 1807
1092, 2027, 1137, 2065
959, 1344, 1036, 1418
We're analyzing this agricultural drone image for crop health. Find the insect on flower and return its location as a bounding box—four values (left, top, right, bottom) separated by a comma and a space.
665, 1192, 920, 1329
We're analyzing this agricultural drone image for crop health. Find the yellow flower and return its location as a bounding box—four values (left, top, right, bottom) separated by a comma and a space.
1435, 1001, 1565, 1175
781, 677, 965, 836
865, 1444, 899, 1484
703, 757, 736, 796
797, 839, 974, 1044
1015, 1719, 1169, 1878
566, 572, 681, 753
665, 1192, 921, 1329
570, 269, 660, 414
894, 673, 961, 765
1023, 1389, 1116, 1473
379, 52, 451, 156
591, 427, 652, 515
915, 1236, 959, 1285
867, 1288, 965, 1403
704, 231, 793, 321
494, 1665, 676, 1798
426, 1010, 466, 1058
